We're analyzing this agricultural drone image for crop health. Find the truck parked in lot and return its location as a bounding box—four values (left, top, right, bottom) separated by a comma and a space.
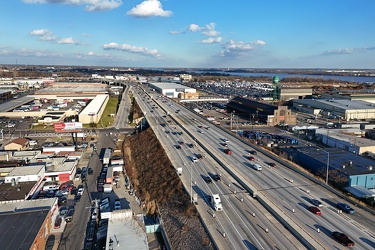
103, 148, 112, 164
210, 194, 223, 211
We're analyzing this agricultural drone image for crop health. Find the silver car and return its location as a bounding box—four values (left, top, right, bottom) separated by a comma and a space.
310, 198, 323, 207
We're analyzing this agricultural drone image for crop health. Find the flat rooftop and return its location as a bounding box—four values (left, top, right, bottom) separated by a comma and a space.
106, 210, 148, 250
0, 209, 49, 250
0, 96, 35, 112
294, 99, 375, 110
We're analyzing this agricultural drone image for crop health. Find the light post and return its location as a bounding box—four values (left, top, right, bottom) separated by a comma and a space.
318, 149, 330, 185
191, 163, 193, 204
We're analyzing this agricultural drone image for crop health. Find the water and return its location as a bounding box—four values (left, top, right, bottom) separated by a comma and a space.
189, 70, 375, 84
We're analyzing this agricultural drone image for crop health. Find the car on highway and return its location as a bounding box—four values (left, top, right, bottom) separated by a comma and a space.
248, 156, 255, 161
212, 174, 221, 182
192, 157, 198, 162
175, 145, 181, 149
187, 143, 194, 148
332, 231, 355, 246
337, 202, 355, 214
178, 141, 184, 145
198, 130, 204, 134
54, 216, 62, 229
197, 154, 203, 159
308, 206, 321, 215
204, 176, 212, 183
268, 162, 276, 167
249, 150, 257, 155
221, 142, 228, 147
310, 198, 323, 207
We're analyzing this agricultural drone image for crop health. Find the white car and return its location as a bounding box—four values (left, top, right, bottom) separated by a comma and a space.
192, 157, 198, 162
77, 187, 84, 196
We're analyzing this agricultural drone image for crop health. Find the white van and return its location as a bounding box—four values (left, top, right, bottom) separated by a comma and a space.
252, 164, 262, 171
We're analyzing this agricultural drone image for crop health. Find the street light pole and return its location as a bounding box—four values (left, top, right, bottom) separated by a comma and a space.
190, 163, 193, 204
319, 149, 330, 185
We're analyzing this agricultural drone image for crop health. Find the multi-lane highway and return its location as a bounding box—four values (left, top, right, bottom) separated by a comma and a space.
133, 84, 375, 250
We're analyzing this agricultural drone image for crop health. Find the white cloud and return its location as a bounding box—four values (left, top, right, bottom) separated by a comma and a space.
87, 51, 95, 56
23, 0, 122, 12
103, 42, 160, 57
221, 40, 266, 57
201, 23, 220, 36
201, 37, 222, 44
58, 37, 79, 44
30, 29, 50, 36
127, 0, 172, 17
323, 48, 353, 55
188, 24, 203, 32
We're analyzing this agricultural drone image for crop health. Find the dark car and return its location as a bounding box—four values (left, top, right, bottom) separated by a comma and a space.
54, 216, 62, 229
249, 150, 257, 155
58, 196, 67, 206
221, 142, 228, 147
74, 194, 81, 202
197, 154, 203, 159
76, 168, 82, 175
81, 172, 87, 181
65, 209, 75, 222
88, 167, 93, 175
310, 198, 323, 207
175, 145, 181, 149
70, 186, 78, 195
45, 235, 55, 250
268, 162, 276, 167
204, 176, 212, 183
332, 231, 355, 246
337, 202, 355, 214
187, 143, 194, 148
212, 174, 221, 181
308, 206, 321, 215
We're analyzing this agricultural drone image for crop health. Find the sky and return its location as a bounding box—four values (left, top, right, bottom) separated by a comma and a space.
0, 0, 374, 69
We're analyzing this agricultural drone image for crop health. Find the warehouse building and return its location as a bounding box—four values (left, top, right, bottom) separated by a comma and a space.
282, 146, 375, 197
293, 99, 375, 121
277, 86, 313, 101
227, 96, 297, 126
148, 82, 197, 99
79, 94, 109, 124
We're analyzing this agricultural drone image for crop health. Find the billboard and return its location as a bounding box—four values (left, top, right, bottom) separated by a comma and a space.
54, 122, 83, 133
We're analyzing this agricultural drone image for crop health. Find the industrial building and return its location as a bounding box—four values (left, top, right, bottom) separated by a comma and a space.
293, 99, 375, 121
227, 96, 297, 126
282, 146, 375, 197
314, 128, 375, 155
277, 86, 313, 101
0, 198, 58, 249
79, 94, 109, 124
148, 82, 197, 99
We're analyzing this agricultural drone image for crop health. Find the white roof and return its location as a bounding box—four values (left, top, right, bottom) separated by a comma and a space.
8, 165, 44, 176
106, 209, 148, 250
80, 94, 108, 115
149, 82, 195, 91
0, 198, 57, 214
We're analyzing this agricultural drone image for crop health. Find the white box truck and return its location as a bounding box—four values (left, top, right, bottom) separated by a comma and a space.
252, 163, 262, 171
211, 194, 223, 211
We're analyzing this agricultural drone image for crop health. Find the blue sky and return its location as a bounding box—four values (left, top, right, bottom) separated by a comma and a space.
1, 0, 374, 68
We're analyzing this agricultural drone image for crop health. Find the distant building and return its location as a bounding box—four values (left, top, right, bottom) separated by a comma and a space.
277, 85, 313, 101
148, 82, 197, 99
227, 96, 297, 126
4, 138, 30, 151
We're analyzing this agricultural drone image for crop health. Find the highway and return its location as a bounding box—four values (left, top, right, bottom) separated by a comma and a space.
134, 90, 305, 250
133, 85, 375, 250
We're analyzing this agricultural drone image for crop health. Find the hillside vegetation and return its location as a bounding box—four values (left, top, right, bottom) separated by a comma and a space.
123, 102, 212, 250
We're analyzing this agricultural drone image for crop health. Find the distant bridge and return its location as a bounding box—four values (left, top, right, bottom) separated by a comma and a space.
179, 98, 229, 103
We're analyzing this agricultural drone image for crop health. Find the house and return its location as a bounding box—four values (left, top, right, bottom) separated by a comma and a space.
4, 138, 30, 151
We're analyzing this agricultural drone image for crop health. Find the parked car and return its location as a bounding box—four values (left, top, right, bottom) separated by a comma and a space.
54, 216, 62, 229
308, 206, 321, 215
59, 206, 68, 218
58, 197, 67, 206
77, 185, 84, 195
337, 202, 355, 214
88, 167, 93, 175
70, 186, 77, 195
74, 194, 81, 202
332, 231, 355, 246
45, 235, 55, 250
65, 209, 75, 222
114, 199, 121, 210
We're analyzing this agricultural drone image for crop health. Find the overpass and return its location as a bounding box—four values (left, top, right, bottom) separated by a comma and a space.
179, 97, 229, 103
